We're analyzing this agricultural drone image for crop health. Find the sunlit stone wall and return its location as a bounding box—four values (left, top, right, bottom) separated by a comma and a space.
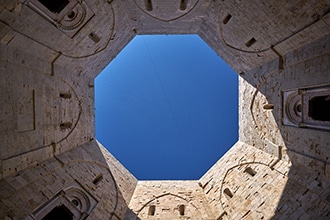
0, 0, 329, 219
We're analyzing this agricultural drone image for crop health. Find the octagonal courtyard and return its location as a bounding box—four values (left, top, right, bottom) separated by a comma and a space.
95, 35, 238, 180
0, 0, 329, 219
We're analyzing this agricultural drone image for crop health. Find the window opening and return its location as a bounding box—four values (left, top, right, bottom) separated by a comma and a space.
180, 0, 187, 10
282, 85, 330, 131
42, 205, 73, 220
223, 14, 232, 24
148, 205, 156, 216
263, 104, 274, 110
59, 92, 71, 99
89, 32, 101, 43
92, 174, 103, 185
223, 188, 233, 199
60, 122, 72, 131
309, 96, 330, 121
244, 167, 257, 177
38, 0, 70, 13
145, 0, 153, 11
245, 38, 256, 47
179, 204, 185, 216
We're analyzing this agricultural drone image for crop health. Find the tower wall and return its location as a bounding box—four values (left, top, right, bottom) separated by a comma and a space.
0, 140, 137, 219
0, 0, 329, 219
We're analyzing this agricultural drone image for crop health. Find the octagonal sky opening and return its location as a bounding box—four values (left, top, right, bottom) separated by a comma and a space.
95, 34, 238, 180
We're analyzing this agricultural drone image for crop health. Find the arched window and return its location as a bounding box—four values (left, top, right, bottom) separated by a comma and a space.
244, 167, 257, 177
148, 205, 155, 216
223, 188, 234, 199
179, 205, 185, 216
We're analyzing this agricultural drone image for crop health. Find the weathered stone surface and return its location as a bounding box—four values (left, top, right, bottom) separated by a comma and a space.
0, 0, 329, 219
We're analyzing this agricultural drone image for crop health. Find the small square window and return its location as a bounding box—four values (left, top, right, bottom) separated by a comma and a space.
309, 95, 330, 121
42, 205, 73, 220
38, 0, 69, 13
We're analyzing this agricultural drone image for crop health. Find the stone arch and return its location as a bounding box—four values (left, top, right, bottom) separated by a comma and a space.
217, 0, 328, 53
9, 1, 115, 58
220, 162, 287, 219
62, 160, 119, 218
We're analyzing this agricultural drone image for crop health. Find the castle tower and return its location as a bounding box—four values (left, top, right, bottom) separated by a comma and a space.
0, 0, 329, 219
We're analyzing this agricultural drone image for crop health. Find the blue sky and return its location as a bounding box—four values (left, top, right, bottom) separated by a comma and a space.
95, 35, 238, 180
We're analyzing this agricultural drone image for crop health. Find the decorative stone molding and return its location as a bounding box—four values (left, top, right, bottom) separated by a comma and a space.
282, 84, 330, 131
27, 181, 97, 220
20, 0, 94, 37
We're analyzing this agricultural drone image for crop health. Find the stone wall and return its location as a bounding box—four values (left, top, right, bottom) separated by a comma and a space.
0, 0, 329, 219
129, 180, 215, 219
0, 140, 137, 219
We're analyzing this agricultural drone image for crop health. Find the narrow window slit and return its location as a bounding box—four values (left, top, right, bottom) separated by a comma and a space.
148, 205, 155, 216
89, 32, 100, 43
258, 201, 265, 208
244, 167, 257, 176
223, 188, 233, 199
263, 103, 274, 110
59, 92, 71, 99
242, 210, 251, 218
179, 205, 185, 216
145, 0, 153, 11
223, 14, 232, 24
60, 122, 72, 131
180, 0, 188, 11
245, 38, 256, 47
93, 174, 103, 185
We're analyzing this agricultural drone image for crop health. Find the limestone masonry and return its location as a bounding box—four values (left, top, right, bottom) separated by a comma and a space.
0, 0, 330, 219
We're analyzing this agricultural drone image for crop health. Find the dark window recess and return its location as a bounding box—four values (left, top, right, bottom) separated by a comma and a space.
244, 167, 257, 177
145, 0, 153, 11
42, 205, 73, 220
60, 122, 72, 131
179, 205, 185, 216
180, 0, 188, 11
88, 32, 101, 43
263, 104, 274, 110
148, 205, 155, 216
92, 174, 103, 185
223, 14, 232, 24
245, 38, 256, 47
59, 92, 71, 99
309, 96, 330, 121
38, 0, 70, 13
223, 188, 233, 199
